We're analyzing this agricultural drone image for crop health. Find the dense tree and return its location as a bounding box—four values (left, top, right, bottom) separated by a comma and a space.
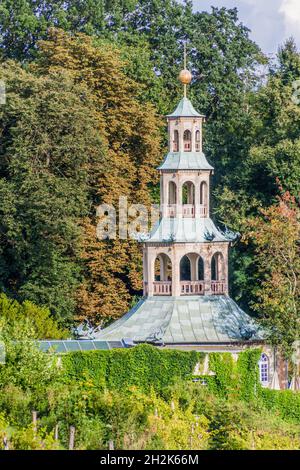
0, 61, 104, 322
0, 3, 299, 332
216, 40, 300, 317
35, 29, 161, 323
0, 293, 67, 339
245, 192, 300, 354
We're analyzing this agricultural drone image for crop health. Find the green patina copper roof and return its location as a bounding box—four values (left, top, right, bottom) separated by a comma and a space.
158, 151, 214, 171
167, 97, 205, 118
37, 339, 124, 353
145, 217, 227, 243
95, 296, 264, 344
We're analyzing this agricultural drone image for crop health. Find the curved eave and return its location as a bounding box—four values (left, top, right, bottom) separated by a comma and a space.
145, 217, 229, 244
95, 296, 266, 344
158, 151, 214, 171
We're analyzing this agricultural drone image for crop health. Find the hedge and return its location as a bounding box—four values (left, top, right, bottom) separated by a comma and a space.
259, 388, 300, 423
206, 349, 262, 401
61, 344, 202, 393
61, 345, 300, 423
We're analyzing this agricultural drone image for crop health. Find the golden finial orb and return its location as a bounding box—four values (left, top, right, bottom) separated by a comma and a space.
179, 69, 192, 85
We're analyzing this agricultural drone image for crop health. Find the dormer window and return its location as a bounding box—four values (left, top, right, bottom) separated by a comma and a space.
195, 130, 200, 152
183, 130, 192, 152
173, 130, 179, 152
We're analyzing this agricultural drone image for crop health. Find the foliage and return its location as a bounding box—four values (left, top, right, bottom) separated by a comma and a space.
0, 338, 299, 449
0, 61, 104, 323
259, 388, 300, 423
244, 192, 300, 354
0, 293, 67, 339
207, 349, 261, 401
62, 344, 201, 393
35, 28, 162, 324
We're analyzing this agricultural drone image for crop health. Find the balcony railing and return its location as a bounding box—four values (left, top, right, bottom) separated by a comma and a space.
167, 204, 176, 217
211, 281, 227, 295
180, 281, 205, 296
151, 281, 227, 296
183, 204, 195, 217
199, 205, 207, 217
153, 281, 172, 296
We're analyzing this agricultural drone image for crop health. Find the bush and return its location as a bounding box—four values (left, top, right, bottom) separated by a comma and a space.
0, 293, 68, 339
259, 388, 300, 423
62, 344, 202, 393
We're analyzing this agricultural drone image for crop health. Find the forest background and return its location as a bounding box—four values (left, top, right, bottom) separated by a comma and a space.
0, 0, 299, 353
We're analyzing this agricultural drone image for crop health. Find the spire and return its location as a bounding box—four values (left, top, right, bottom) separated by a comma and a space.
179, 42, 192, 98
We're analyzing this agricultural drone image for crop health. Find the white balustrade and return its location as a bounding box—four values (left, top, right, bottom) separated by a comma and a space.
153, 281, 172, 296
180, 281, 205, 296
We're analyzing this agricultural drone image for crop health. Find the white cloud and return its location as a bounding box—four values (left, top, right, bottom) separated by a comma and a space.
192, 0, 300, 54
279, 0, 300, 41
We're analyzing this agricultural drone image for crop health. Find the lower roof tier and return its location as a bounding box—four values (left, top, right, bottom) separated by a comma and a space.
143, 217, 230, 243
158, 151, 214, 171
95, 296, 265, 345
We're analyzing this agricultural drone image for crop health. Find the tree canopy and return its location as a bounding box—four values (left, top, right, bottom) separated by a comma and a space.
0, 3, 299, 353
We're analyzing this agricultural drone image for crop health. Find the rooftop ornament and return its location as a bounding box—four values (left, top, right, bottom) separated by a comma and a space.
73, 319, 102, 340
146, 327, 165, 345
130, 231, 150, 242
219, 226, 241, 243
179, 42, 192, 98
162, 232, 176, 243
204, 230, 215, 241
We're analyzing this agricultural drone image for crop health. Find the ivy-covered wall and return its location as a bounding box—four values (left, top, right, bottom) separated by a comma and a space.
61, 346, 262, 398
62, 344, 202, 393
61, 345, 300, 423
206, 349, 262, 401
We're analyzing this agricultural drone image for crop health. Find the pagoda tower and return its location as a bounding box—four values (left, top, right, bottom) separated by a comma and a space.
143, 71, 228, 299
96, 58, 262, 349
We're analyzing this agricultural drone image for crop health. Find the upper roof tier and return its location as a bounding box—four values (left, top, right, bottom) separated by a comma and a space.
167, 97, 205, 118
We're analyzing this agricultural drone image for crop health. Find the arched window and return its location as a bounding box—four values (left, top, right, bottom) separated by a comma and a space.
182, 181, 195, 205
154, 253, 172, 295
211, 252, 225, 281
173, 130, 179, 152
183, 130, 192, 152
168, 181, 177, 204
259, 354, 269, 385
198, 256, 204, 280
195, 130, 201, 152
180, 255, 191, 281
154, 254, 172, 282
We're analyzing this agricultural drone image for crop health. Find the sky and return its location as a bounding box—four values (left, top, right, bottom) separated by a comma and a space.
191, 0, 300, 55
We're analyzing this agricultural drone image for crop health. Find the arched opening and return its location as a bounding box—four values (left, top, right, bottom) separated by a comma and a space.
182, 181, 195, 217
211, 252, 226, 294
183, 129, 192, 152
173, 130, 179, 152
258, 354, 269, 385
180, 253, 205, 295
198, 256, 204, 280
195, 130, 201, 152
200, 181, 208, 217
211, 252, 225, 281
180, 255, 191, 281
168, 181, 177, 204
200, 182, 208, 205
153, 253, 172, 295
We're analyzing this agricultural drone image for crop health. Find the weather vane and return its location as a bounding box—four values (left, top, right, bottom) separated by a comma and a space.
179, 42, 192, 98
